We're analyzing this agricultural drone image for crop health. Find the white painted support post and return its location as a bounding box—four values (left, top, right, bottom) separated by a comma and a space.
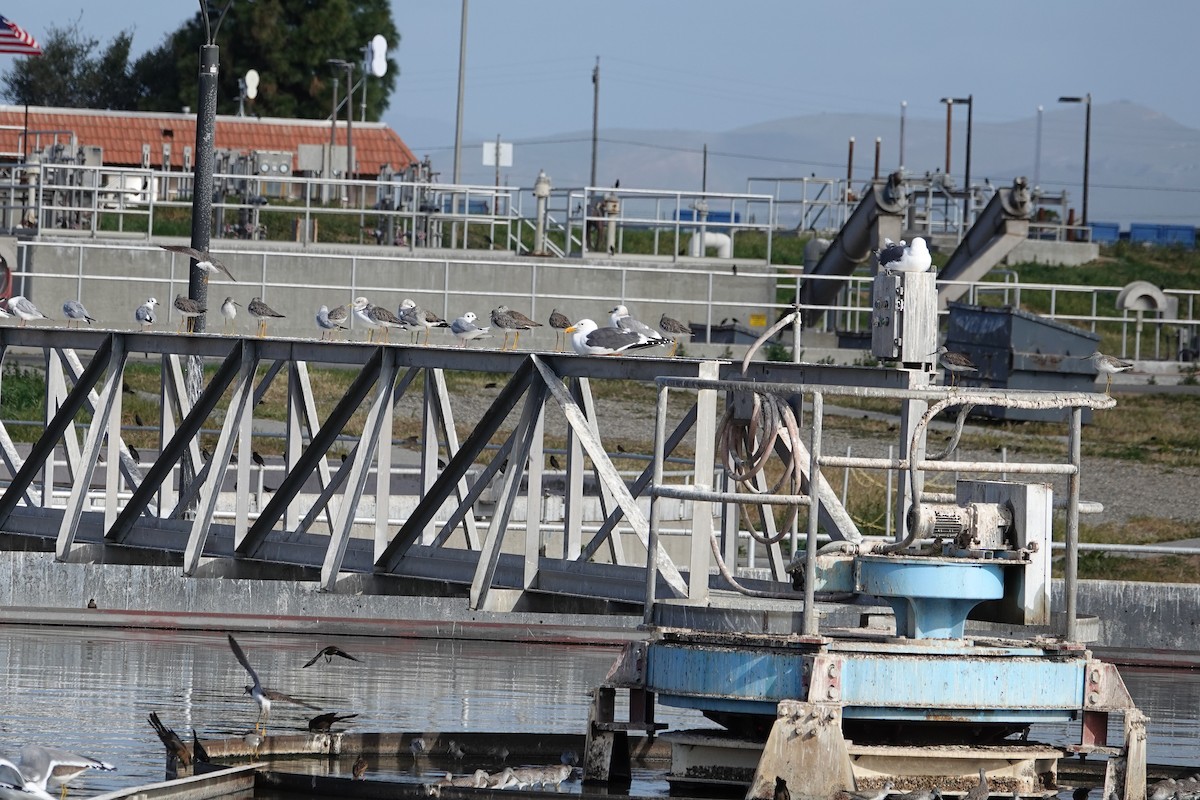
234, 374, 252, 549
523, 408, 546, 589
419, 374, 439, 546
102, 350, 124, 532
427, 368, 480, 549
687, 360, 719, 604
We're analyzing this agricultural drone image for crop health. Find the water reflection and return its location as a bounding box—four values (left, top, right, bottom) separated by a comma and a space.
0, 625, 1194, 797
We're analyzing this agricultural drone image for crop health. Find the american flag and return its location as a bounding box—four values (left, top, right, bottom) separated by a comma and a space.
0, 15, 42, 56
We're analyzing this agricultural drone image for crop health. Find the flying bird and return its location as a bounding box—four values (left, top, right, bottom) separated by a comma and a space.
173, 294, 206, 333
220, 297, 240, 332
567, 319, 664, 356
135, 297, 158, 330
307, 712, 359, 733
934, 345, 979, 387
658, 312, 693, 357
8, 296, 50, 327
16, 744, 116, 799
247, 297, 285, 338
449, 311, 492, 347
227, 633, 320, 733
609, 304, 666, 343
302, 645, 363, 668
160, 244, 238, 282
876, 236, 932, 272
148, 712, 191, 767
548, 309, 572, 351
1085, 351, 1134, 394
62, 300, 96, 328
491, 305, 541, 350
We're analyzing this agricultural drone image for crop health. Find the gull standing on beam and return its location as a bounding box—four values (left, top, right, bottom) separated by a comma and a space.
62, 300, 96, 328
399, 298, 448, 345
227, 633, 321, 734
316, 305, 348, 340
610, 304, 667, 344
449, 311, 491, 347
135, 297, 158, 330
567, 319, 664, 356
8, 296, 50, 327
159, 244, 238, 282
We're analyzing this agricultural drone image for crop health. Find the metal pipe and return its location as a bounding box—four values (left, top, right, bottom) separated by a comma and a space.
590, 57, 599, 187
452, 0, 468, 184
802, 391, 822, 635
1065, 406, 1081, 641
898, 101, 907, 171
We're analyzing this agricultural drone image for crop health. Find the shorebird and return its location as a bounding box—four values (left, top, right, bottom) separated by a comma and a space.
965, 769, 990, 800
148, 712, 191, 767
450, 311, 491, 347
325, 303, 349, 336
568, 318, 663, 356
399, 298, 449, 345
843, 780, 894, 800
491, 305, 541, 350
934, 345, 979, 387
247, 297, 285, 337
1086, 351, 1134, 394
62, 300, 96, 328
302, 645, 362, 668
8, 296, 50, 327
220, 297, 240, 332
610, 304, 666, 344
227, 633, 320, 733
353, 298, 406, 343
892, 788, 943, 800
352, 755, 368, 780
135, 297, 158, 330
549, 309, 572, 351
307, 712, 359, 733
14, 745, 116, 800
173, 294, 206, 333
659, 312, 693, 357
159, 244, 238, 282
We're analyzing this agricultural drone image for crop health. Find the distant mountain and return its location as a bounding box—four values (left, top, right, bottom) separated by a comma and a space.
387, 101, 1200, 228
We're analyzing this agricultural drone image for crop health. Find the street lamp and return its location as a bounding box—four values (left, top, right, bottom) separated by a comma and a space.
1058, 93, 1092, 229
329, 59, 355, 200
941, 95, 973, 231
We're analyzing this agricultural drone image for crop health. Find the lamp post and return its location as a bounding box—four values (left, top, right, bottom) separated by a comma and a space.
1058, 93, 1092, 229
941, 96, 972, 232
899, 100, 907, 171
328, 59, 354, 202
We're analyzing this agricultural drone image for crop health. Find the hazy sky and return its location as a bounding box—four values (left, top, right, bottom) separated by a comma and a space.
10, 1, 1200, 138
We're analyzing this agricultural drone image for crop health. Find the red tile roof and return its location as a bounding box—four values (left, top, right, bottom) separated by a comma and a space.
0, 105, 416, 176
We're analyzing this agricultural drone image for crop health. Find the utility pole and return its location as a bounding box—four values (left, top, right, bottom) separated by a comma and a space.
590, 56, 599, 187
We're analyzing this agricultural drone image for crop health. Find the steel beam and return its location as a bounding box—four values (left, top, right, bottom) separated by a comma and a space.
0, 335, 114, 529
426, 367, 480, 549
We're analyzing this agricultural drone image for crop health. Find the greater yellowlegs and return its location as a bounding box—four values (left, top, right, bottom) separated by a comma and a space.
658, 312, 693, 357
549, 309, 572, 351
935, 345, 979, 387
1087, 351, 1133, 394
160, 244, 238, 282
247, 297, 284, 337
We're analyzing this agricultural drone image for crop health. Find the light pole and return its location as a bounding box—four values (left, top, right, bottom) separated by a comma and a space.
328, 59, 354, 202
898, 100, 907, 171
1058, 93, 1092, 229
941, 96, 972, 231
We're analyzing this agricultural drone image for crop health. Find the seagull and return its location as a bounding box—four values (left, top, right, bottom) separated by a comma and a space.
314, 305, 345, 339
965, 769, 990, 800
8, 296, 50, 327
352, 298, 405, 343
659, 312, 693, 357
549, 309, 572, 352
135, 297, 158, 330
399, 298, 449, 345
934, 345, 979, 387
610, 304, 667, 343
173, 294, 206, 333
877, 236, 932, 272
247, 297, 285, 337
148, 712, 191, 767
0, 754, 50, 800
567, 318, 664, 356
220, 297, 240, 332
450, 311, 491, 347
491, 305, 541, 350
160, 244, 238, 282
1085, 351, 1134, 394
15, 745, 116, 799
227, 633, 320, 733
62, 300, 96, 328
302, 645, 363, 668
351, 297, 378, 341
307, 712, 358, 733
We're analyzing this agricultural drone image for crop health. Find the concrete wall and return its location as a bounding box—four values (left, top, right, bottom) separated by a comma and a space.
19, 237, 775, 347
1006, 239, 1100, 267
1, 549, 1196, 660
